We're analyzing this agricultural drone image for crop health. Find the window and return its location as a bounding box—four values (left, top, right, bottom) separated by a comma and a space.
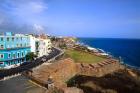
22, 52, 24, 57
7, 37, 10, 41
1, 37, 3, 41
18, 60, 20, 63
0, 54, 4, 58
7, 61, 10, 65
12, 37, 14, 41
0, 45, 4, 49
17, 52, 20, 58
16, 37, 18, 41
27, 37, 29, 40
13, 54, 16, 59
8, 53, 11, 58
13, 61, 16, 64
0, 62, 4, 64
17, 44, 19, 47
25, 51, 27, 55
20, 59, 22, 62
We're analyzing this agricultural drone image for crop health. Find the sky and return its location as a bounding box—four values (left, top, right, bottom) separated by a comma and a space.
0, 0, 140, 38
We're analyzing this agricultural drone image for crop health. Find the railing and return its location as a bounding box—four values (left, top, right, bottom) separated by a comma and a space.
0, 57, 25, 62
0, 47, 64, 79
0, 46, 31, 50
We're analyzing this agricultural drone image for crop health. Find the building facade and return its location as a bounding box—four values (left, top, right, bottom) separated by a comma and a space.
0, 32, 52, 68
36, 37, 52, 57
29, 35, 36, 53
0, 32, 30, 68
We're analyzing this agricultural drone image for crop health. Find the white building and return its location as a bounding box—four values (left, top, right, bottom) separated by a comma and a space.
29, 35, 36, 53
29, 35, 52, 57
36, 38, 52, 57
0, 32, 52, 68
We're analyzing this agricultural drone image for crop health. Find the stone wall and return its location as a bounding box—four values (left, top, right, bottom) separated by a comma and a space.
25, 58, 124, 93
31, 58, 77, 88
76, 59, 124, 77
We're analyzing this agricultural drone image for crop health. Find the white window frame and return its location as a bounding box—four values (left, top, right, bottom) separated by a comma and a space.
8, 53, 11, 58
0, 62, 4, 65
21, 51, 24, 57
25, 51, 27, 55
17, 44, 19, 47
0, 44, 4, 49
0, 54, 4, 59
1, 37, 3, 41
17, 52, 20, 58
12, 53, 16, 59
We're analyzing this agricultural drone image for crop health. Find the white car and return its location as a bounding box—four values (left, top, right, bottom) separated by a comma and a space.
42, 58, 46, 62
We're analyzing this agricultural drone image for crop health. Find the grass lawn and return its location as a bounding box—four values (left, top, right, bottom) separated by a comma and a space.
64, 49, 106, 64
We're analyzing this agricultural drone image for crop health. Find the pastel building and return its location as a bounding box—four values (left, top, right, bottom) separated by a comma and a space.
0, 32, 52, 69
35, 36, 52, 57
0, 32, 30, 68
27, 35, 52, 57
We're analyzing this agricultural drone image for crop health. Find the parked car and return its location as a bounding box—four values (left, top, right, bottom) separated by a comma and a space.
42, 58, 46, 62
20, 62, 30, 66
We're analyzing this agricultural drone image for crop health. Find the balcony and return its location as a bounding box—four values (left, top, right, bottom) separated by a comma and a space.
0, 46, 31, 50
0, 57, 25, 62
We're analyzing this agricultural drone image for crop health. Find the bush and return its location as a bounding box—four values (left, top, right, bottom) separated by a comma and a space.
25, 52, 37, 61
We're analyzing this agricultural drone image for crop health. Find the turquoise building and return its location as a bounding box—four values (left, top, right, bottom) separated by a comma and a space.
0, 32, 31, 68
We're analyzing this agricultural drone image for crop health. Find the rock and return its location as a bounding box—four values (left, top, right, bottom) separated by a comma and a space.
63, 87, 84, 93
127, 69, 137, 77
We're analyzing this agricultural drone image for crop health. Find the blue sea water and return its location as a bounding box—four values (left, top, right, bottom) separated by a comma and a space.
79, 38, 140, 68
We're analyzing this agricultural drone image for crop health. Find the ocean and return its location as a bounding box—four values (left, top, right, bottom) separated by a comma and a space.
78, 38, 140, 68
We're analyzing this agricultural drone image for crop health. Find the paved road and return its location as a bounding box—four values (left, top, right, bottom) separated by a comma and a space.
0, 47, 62, 78
0, 47, 63, 93
0, 75, 46, 93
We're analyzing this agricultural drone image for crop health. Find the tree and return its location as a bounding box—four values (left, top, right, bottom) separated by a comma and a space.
25, 52, 37, 61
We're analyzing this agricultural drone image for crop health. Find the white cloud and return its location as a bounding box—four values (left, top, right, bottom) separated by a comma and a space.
11, 0, 48, 15
33, 24, 44, 33
29, 2, 48, 13
0, 0, 48, 34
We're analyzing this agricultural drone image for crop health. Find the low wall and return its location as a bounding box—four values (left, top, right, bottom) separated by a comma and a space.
76, 59, 124, 77
25, 58, 124, 89
29, 58, 77, 88
23, 72, 47, 88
